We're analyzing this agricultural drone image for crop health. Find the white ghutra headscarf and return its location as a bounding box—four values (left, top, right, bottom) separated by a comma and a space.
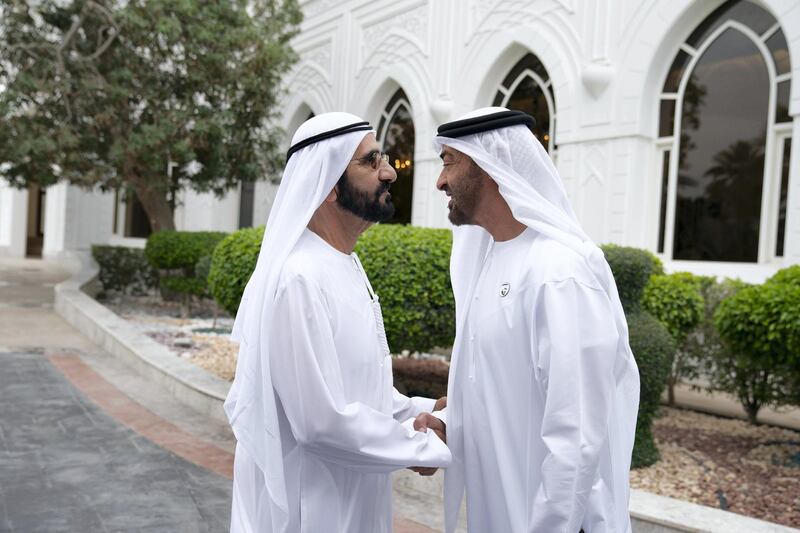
225, 112, 372, 517
432, 107, 640, 532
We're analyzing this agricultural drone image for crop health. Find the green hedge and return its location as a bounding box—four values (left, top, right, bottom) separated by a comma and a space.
145, 230, 227, 299
642, 273, 705, 405
627, 311, 675, 468
714, 280, 800, 422
766, 264, 800, 288
354, 225, 454, 353
145, 231, 227, 271
600, 244, 673, 467
208, 226, 265, 315
91, 245, 158, 295
643, 274, 704, 342
600, 244, 663, 313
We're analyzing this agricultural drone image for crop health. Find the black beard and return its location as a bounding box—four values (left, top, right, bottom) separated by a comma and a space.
335, 172, 395, 222
448, 202, 472, 226
447, 163, 484, 226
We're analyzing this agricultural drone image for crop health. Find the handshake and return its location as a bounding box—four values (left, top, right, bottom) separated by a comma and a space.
410, 395, 448, 477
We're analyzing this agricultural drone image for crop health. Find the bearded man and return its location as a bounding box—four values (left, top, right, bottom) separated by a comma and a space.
227, 112, 451, 533
415, 108, 640, 533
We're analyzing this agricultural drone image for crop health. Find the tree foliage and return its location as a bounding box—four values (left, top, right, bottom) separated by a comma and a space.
0, 0, 301, 230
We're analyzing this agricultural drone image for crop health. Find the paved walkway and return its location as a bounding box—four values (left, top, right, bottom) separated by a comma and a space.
0, 349, 232, 532
0, 258, 438, 533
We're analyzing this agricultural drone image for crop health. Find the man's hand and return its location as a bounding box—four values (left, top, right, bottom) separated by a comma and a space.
408, 412, 447, 476
433, 396, 447, 412
414, 412, 446, 442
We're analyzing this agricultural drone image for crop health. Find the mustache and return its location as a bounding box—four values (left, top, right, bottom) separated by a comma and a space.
376, 182, 391, 196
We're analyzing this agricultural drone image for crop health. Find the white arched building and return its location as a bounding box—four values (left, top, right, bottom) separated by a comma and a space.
2, 0, 798, 282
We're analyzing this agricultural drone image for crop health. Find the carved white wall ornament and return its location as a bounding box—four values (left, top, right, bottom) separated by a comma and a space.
581, 63, 614, 99
582, 146, 607, 187
361, 3, 428, 64
430, 98, 454, 123
302, 42, 333, 81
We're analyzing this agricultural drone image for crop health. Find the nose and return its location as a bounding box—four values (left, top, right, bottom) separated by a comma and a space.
436, 172, 447, 192
380, 163, 397, 183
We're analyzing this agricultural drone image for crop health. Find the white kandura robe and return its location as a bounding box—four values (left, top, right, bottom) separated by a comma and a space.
231, 229, 451, 533
445, 228, 635, 533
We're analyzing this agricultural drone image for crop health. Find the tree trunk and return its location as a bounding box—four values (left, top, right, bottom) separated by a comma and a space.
132, 181, 175, 232
667, 376, 676, 406
745, 403, 760, 425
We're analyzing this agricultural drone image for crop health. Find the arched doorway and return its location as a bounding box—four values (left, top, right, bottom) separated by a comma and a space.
376, 89, 415, 225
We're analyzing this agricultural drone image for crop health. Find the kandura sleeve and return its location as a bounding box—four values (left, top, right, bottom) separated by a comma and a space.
269, 275, 451, 473
391, 388, 436, 422
529, 278, 619, 533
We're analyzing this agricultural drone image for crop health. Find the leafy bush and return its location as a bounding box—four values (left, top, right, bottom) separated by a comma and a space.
766, 264, 800, 288
145, 231, 227, 271
627, 311, 675, 468
91, 245, 158, 295
145, 231, 227, 302
195, 255, 212, 283
600, 244, 664, 313
392, 358, 449, 399
355, 225, 455, 353
160, 276, 207, 297
208, 226, 264, 315
643, 274, 704, 341
713, 281, 800, 423
600, 244, 673, 467
643, 273, 705, 404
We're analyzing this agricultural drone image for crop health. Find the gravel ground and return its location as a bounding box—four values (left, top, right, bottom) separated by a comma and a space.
101, 294, 238, 381
101, 294, 800, 528
631, 407, 800, 528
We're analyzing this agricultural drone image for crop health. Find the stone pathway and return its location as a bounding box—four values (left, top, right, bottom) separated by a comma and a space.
0, 257, 440, 532
0, 349, 232, 532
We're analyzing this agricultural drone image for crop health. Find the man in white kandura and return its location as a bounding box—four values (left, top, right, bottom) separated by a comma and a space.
415, 108, 640, 533
226, 112, 451, 533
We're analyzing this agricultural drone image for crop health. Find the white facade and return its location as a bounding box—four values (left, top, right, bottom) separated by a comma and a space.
279, 0, 800, 281
1, 0, 797, 283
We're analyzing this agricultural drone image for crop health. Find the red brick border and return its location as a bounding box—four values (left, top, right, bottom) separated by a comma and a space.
49, 353, 235, 479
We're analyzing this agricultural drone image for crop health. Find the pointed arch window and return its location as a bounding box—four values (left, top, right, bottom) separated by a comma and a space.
377, 89, 415, 225
656, 0, 792, 262
493, 53, 556, 152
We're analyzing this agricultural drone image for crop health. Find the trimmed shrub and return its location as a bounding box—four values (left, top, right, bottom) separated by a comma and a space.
145, 230, 227, 302
160, 276, 207, 297
145, 230, 227, 271
643, 274, 704, 341
766, 264, 800, 288
208, 226, 264, 316
355, 224, 455, 354
392, 358, 449, 399
713, 281, 800, 423
195, 255, 212, 283
627, 311, 675, 468
643, 273, 705, 404
91, 245, 158, 295
600, 244, 673, 468
600, 244, 664, 313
